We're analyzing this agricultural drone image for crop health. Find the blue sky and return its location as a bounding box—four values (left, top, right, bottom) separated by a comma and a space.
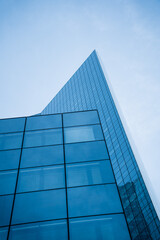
0, 0, 160, 212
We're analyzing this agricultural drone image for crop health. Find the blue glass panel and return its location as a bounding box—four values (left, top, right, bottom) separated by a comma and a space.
9, 220, 68, 240
26, 114, 62, 131
65, 141, 109, 163
23, 129, 62, 148
67, 160, 115, 187
0, 227, 8, 240
0, 133, 23, 150
12, 189, 67, 224
0, 195, 14, 227
17, 165, 65, 193
69, 214, 131, 240
0, 170, 17, 195
68, 184, 122, 217
0, 118, 25, 134
64, 125, 103, 143
63, 111, 99, 127
20, 145, 64, 168
0, 150, 21, 171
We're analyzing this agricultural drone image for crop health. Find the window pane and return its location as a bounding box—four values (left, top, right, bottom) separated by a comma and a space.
0, 195, 14, 227
67, 160, 115, 187
23, 129, 62, 148
0, 118, 25, 134
20, 145, 64, 168
17, 165, 65, 193
69, 214, 130, 240
68, 184, 122, 218
64, 125, 103, 143
26, 114, 62, 131
65, 141, 109, 163
0, 150, 21, 171
0, 133, 23, 150
0, 170, 17, 195
63, 111, 99, 127
9, 220, 68, 240
12, 189, 67, 224
0, 227, 8, 240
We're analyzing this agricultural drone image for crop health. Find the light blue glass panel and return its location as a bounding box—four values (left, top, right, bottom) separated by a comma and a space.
64, 125, 103, 143
0, 133, 23, 150
20, 145, 64, 168
9, 220, 68, 240
26, 114, 62, 131
0, 195, 14, 227
12, 189, 67, 224
65, 141, 109, 163
69, 214, 130, 240
67, 160, 115, 187
0, 227, 8, 240
0, 170, 17, 195
68, 184, 122, 217
23, 129, 62, 148
0, 118, 25, 134
63, 111, 99, 127
0, 150, 21, 171
17, 165, 65, 193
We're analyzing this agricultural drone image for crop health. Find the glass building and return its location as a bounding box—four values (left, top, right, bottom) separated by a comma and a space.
0, 110, 131, 239
0, 50, 159, 240
41, 50, 160, 239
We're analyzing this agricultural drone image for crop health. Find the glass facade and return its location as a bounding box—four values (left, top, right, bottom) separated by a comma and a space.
41, 50, 160, 239
0, 110, 131, 239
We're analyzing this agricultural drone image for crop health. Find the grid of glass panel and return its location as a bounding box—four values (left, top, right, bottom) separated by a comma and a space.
41, 50, 160, 239
0, 111, 130, 240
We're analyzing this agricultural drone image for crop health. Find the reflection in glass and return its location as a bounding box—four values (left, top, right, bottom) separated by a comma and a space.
12, 189, 66, 224
67, 160, 115, 187
17, 165, 65, 192
0, 150, 21, 171
0, 170, 17, 195
0, 132, 23, 150
0, 118, 25, 134
9, 220, 68, 240
63, 111, 99, 127
0, 227, 8, 240
64, 125, 103, 143
0, 195, 14, 227
20, 145, 64, 168
23, 129, 62, 148
69, 214, 131, 240
65, 141, 109, 163
26, 114, 62, 131
68, 184, 122, 217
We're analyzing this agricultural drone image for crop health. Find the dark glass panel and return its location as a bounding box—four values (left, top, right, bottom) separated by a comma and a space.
0, 227, 8, 240
23, 129, 62, 148
0, 170, 17, 195
0, 150, 21, 171
0, 133, 23, 150
17, 165, 65, 193
20, 145, 64, 168
67, 160, 115, 187
69, 214, 130, 240
0, 195, 14, 227
26, 114, 62, 131
0, 118, 25, 134
9, 220, 68, 240
68, 184, 122, 217
12, 189, 66, 224
63, 111, 99, 127
65, 141, 109, 163
64, 125, 103, 143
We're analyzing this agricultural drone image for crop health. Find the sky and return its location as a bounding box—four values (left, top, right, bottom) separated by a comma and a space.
0, 0, 160, 213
